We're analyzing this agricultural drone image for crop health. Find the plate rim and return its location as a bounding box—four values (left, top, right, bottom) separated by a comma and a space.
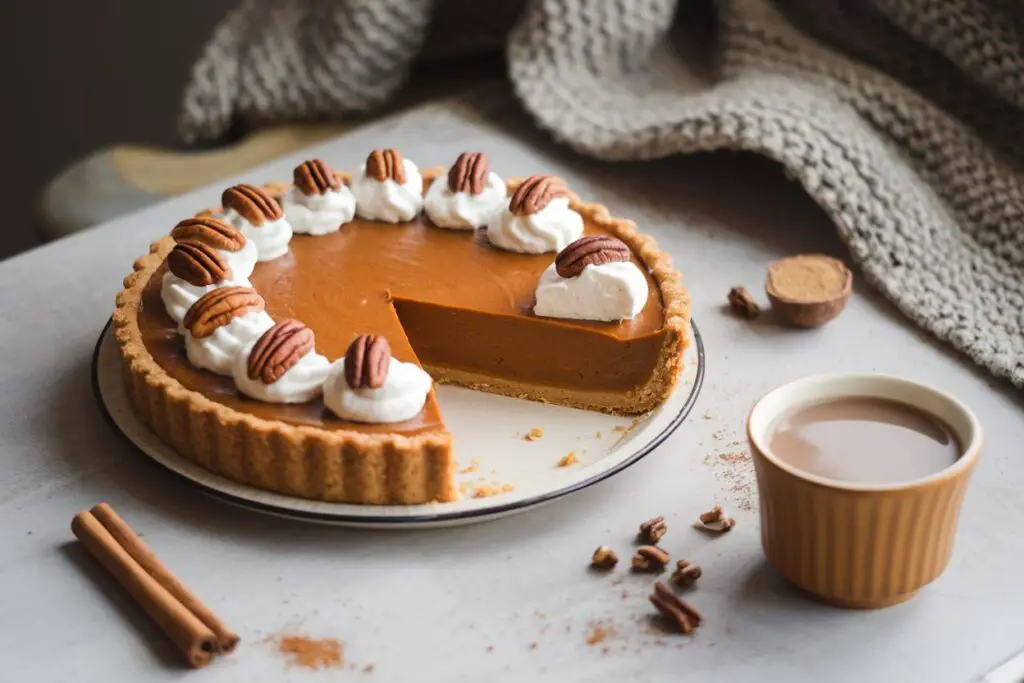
92, 317, 705, 524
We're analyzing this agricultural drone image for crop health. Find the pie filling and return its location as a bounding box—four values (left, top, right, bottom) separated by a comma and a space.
138, 214, 668, 433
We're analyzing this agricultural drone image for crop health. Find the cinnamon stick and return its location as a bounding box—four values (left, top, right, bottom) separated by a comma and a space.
71, 503, 238, 668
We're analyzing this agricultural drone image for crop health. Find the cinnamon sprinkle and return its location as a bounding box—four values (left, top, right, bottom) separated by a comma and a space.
276, 634, 344, 670
702, 449, 757, 512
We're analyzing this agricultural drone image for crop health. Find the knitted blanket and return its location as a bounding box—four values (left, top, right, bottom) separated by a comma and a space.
180, 0, 1024, 389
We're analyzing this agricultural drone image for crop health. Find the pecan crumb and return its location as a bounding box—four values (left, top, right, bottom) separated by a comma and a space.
638, 516, 668, 544
524, 427, 544, 441
631, 545, 670, 573
591, 545, 619, 570
727, 286, 760, 318
696, 505, 735, 533
558, 452, 579, 468
649, 581, 703, 634
671, 559, 702, 588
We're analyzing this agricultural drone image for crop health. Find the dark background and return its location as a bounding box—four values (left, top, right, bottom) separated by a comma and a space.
1, 2, 233, 259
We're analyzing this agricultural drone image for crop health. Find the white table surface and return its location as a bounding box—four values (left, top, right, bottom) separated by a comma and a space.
3, 97, 1023, 683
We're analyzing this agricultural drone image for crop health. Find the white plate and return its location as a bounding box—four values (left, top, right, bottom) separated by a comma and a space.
93, 319, 704, 528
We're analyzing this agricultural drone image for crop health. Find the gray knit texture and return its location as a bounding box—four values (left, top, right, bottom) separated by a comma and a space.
180, 0, 1024, 389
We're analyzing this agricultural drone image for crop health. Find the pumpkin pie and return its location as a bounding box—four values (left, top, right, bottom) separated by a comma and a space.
113, 151, 690, 504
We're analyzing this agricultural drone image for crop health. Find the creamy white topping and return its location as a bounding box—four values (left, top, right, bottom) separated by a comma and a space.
160, 271, 252, 331
534, 261, 649, 321
232, 341, 331, 404
322, 357, 433, 423
423, 171, 506, 230
281, 185, 356, 235
487, 197, 583, 253
222, 208, 293, 261
184, 310, 275, 376
222, 238, 259, 280
351, 159, 424, 223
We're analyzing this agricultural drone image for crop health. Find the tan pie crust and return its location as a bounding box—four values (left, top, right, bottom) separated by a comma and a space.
113, 171, 690, 505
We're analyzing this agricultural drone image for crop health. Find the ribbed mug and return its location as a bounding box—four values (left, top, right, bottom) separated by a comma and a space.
748, 373, 981, 609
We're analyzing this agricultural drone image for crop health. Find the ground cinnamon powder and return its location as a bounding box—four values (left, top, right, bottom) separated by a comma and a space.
277, 634, 344, 670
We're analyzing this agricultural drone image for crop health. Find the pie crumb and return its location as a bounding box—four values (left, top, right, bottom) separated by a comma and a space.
612, 424, 629, 433
595, 430, 602, 438
586, 625, 612, 646
524, 427, 544, 441
558, 452, 579, 468
472, 483, 516, 498
460, 459, 480, 474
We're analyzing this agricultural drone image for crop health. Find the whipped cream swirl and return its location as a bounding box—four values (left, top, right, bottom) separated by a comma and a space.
222, 238, 259, 280
232, 342, 331, 404
184, 310, 276, 376
323, 357, 433, 423
222, 208, 293, 262
351, 159, 424, 223
424, 172, 506, 230
160, 271, 252, 330
487, 197, 583, 253
281, 185, 356, 235
534, 261, 649, 321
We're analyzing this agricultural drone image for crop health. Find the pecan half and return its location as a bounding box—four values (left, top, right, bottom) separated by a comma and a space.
447, 152, 489, 195
365, 149, 406, 184
171, 217, 246, 252
247, 320, 315, 385
222, 184, 284, 227
727, 286, 760, 318
649, 581, 703, 634
294, 159, 341, 196
638, 516, 668, 544
590, 546, 618, 570
696, 505, 736, 533
631, 545, 670, 573
671, 559, 702, 588
555, 235, 631, 278
167, 241, 230, 286
508, 175, 569, 216
183, 286, 265, 338
344, 334, 391, 390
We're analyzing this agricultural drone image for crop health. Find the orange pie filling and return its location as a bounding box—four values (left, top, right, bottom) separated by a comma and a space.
137, 213, 670, 435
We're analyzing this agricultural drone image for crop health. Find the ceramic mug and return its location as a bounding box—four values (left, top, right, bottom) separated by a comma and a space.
747, 373, 982, 609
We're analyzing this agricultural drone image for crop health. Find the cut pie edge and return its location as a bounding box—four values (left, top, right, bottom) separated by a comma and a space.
112, 174, 690, 505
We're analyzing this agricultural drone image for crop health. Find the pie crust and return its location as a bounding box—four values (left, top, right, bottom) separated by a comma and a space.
113, 172, 690, 504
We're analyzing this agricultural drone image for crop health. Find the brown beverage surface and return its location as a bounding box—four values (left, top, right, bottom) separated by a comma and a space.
769, 397, 961, 484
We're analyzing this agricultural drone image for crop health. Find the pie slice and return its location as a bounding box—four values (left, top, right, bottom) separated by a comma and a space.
113, 169, 690, 504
